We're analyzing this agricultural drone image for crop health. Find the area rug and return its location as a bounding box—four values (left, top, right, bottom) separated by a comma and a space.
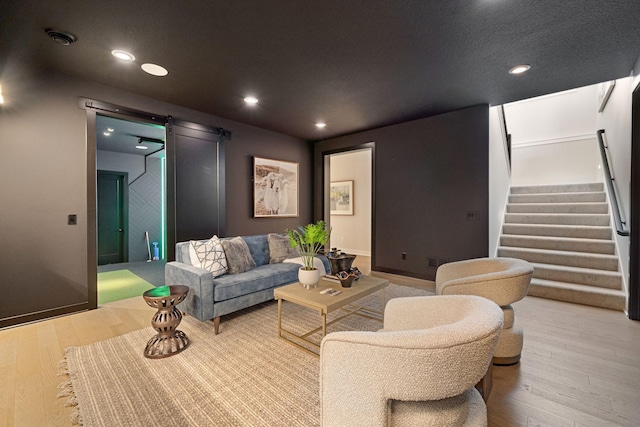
58, 284, 431, 426
97, 269, 156, 304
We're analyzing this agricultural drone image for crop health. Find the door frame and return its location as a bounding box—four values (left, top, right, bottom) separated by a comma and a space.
629, 82, 640, 320
84, 102, 167, 310
318, 142, 376, 267
97, 170, 129, 265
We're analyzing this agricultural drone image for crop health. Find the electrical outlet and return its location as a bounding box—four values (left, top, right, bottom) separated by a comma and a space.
401, 252, 407, 260
68, 214, 77, 225
466, 211, 480, 221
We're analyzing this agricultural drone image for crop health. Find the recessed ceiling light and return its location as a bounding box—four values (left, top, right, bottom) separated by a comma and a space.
509, 64, 531, 75
107, 128, 114, 132
103, 131, 111, 136
244, 96, 259, 105
141, 63, 168, 76
315, 122, 327, 129
0, 84, 4, 104
111, 50, 135, 61
136, 145, 148, 150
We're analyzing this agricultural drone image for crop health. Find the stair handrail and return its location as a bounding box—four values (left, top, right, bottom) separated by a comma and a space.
597, 129, 629, 236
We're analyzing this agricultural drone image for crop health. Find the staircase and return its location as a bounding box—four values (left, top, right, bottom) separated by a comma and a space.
498, 182, 626, 311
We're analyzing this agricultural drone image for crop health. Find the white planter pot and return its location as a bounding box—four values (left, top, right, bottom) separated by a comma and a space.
298, 267, 320, 290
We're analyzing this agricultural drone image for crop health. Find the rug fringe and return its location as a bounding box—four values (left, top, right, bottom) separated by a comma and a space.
57, 352, 84, 426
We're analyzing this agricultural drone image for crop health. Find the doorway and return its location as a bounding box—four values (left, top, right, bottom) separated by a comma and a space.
95, 114, 167, 303
324, 145, 375, 274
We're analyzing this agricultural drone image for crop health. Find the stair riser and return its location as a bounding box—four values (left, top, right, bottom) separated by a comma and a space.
505, 214, 610, 226
511, 183, 604, 194
509, 193, 606, 203
498, 248, 619, 271
502, 224, 611, 240
507, 204, 608, 214
533, 267, 622, 290
500, 236, 615, 255
528, 283, 625, 311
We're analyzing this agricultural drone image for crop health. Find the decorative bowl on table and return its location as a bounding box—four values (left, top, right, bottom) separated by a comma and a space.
337, 270, 358, 288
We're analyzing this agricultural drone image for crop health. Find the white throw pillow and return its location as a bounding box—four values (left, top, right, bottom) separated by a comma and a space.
189, 235, 228, 278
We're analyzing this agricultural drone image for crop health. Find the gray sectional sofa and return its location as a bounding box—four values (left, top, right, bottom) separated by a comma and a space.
165, 234, 330, 334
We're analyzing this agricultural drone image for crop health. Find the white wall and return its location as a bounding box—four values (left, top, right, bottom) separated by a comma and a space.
505, 85, 603, 186
595, 76, 635, 293
488, 106, 511, 256
505, 86, 598, 143
511, 138, 603, 186
329, 149, 372, 256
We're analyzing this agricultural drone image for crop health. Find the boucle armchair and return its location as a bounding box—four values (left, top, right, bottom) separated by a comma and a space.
436, 257, 533, 365
320, 295, 504, 427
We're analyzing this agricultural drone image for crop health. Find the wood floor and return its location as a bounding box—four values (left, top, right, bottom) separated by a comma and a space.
1, 269, 639, 426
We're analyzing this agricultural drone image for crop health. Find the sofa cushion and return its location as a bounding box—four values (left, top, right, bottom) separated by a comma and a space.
221, 237, 256, 274
240, 234, 270, 267
189, 235, 227, 278
213, 263, 300, 302
268, 233, 299, 263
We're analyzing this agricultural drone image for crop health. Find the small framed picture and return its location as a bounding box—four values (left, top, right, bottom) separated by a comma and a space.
330, 180, 354, 215
253, 157, 299, 217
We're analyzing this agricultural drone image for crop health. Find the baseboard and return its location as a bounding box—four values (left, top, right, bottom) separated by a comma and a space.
370, 270, 436, 293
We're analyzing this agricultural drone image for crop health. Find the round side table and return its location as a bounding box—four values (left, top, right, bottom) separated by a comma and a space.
142, 285, 190, 359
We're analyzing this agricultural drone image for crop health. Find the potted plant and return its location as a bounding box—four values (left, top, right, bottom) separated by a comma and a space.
286, 220, 330, 289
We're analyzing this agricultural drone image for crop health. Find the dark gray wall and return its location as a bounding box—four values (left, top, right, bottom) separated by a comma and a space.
314, 105, 489, 280
0, 65, 311, 327
224, 127, 313, 237
634, 53, 640, 77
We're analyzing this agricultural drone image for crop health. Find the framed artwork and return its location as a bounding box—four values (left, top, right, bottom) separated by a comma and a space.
253, 157, 299, 217
330, 180, 354, 215
597, 80, 615, 112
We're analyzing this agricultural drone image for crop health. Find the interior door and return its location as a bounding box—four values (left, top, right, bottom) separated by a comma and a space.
97, 170, 128, 265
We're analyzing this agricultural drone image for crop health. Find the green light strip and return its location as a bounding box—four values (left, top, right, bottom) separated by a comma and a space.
161, 154, 166, 260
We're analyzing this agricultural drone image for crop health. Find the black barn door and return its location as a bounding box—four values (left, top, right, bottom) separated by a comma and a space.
165, 120, 226, 260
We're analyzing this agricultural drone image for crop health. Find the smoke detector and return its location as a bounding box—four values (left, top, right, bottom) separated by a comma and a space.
45, 28, 77, 45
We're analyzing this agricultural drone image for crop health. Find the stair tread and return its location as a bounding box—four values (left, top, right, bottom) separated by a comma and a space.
506, 212, 609, 217
530, 262, 622, 277
504, 223, 610, 230
503, 234, 614, 245
499, 246, 618, 260
530, 278, 625, 296
508, 202, 608, 206
511, 183, 604, 194
510, 191, 605, 196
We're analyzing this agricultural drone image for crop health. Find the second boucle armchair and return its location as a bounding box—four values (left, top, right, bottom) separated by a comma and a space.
436, 257, 534, 365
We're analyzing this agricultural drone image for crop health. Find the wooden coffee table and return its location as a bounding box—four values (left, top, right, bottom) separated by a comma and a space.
274, 275, 389, 355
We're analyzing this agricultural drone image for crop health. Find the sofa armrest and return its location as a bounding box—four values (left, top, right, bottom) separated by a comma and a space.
165, 261, 214, 322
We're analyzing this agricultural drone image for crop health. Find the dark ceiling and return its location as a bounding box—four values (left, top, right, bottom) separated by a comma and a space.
1, 1, 640, 140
